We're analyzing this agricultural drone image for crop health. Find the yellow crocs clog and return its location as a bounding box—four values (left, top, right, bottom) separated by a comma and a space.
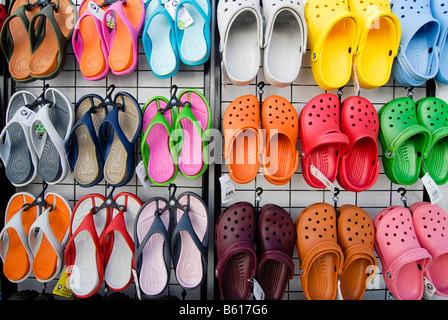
349, 0, 401, 89
305, 0, 360, 91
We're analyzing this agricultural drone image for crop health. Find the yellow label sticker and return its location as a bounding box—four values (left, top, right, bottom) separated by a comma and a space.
52, 269, 73, 298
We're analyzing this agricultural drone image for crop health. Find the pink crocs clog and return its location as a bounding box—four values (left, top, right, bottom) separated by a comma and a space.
374, 206, 432, 300
411, 202, 448, 297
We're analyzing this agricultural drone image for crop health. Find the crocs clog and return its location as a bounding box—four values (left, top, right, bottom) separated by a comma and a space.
378, 97, 432, 185
415, 97, 448, 184
299, 93, 349, 189
215, 202, 257, 300
256, 204, 296, 300
411, 202, 448, 297
337, 96, 380, 192
295, 203, 344, 300
223, 95, 262, 184
261, 95, 299, 185
391, 0, 440, 87
349, 0, 401, 89
374, 206, 432, 300
305, 0, 359, 90
337, 204, 377, 300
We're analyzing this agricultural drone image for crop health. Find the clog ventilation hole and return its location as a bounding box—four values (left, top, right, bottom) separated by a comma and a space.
262, 211, 294, 245
303, 207, 335, 240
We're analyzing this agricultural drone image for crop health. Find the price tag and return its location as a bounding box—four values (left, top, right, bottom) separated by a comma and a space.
310, 165, 335, 193
105, 12, 116, 29
421, 172, 442, 204
163, 0, 194, 30
136, 160, 151, 191
219, 173, 235, 203
52, 268, 73, 298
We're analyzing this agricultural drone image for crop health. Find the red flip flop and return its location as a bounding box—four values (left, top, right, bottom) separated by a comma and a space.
299, 93, 349, 188
337, 96, 380, 192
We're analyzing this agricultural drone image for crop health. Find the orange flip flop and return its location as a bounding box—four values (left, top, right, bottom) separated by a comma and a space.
337, 204, 377, 300
28, 0, 75, 79
101, 0, 144, 75
261, 95, 299, 185
0, 0, 41, 81
223, 95, 262, 184
295, 203, 344, 300
28, 193, 72, 282
0, 193, 38, 283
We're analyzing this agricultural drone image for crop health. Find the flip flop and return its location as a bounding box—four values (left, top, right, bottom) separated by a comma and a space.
337, 204, 377, 300
349, 0, 401, 89
295, 203, 344, 300
391, 0, 440, 87
261, 95, 299, 185
101, 0, 144, 75
175, 89, 211, 178
415, 97, 448, 184
256, 204, 296, 300
98, 92, 142, 187
65, 94, 107, 187
134, 197, 171, 297
29, 87, 74, 184
141, 96, 177, 185
217, 0, 263, 86
215, 202, 257, 300
378, 97, 432, 185
28, 192, 71, 282
337, 96, 380, 192
262, 0, 306, 87
0, 192, 38, 283
102, 192, 142, 291
299, 93, 349, 189
72, 0, 110, 81
175, 0, 211, 66
0, 90, 39, 187
28, 0, 75, 79
142, 0, 179, 79
410, 202, 448, 297
223, 95, 261, 184
432, 0, 448, 84
172, 192, 209, 291
305, 0, 359, 91
64, 194, 109, 299
373, 205, 432, 300
0, 0, 42, 82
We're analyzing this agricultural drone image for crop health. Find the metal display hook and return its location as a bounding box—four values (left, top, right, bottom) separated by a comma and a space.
397, 187, 408, 208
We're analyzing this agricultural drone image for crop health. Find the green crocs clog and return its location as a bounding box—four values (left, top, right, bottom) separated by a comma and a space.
416, 97, 448, 185
379, 97, 432, 185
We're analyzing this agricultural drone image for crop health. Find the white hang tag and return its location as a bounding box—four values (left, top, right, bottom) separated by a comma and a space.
421, 172, 442, 204
87, 1, 104, 21
352, 61, 360, 96
423, 276, 436, 300
132, 269, 142, 300
163, 0, 194, 29
136, 160, 151, 191
336, 280, 344, 300
310, 165, 335, 193
219, 173, 235, 204
12, 106, 36, 127
253, 278, 265, 300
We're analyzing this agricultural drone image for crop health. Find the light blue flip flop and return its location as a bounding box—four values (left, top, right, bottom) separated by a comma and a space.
431, 0, 448, 84
143, 0, 180, 79
174, 0, 211, 66
391, 0, 440, 87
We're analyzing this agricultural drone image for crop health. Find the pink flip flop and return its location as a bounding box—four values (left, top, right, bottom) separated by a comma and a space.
176, 89, 211, 178
374, 206, 432, 300
410, 202, 448, 297
101, 0, 144, 75
72, 0, 110, 81
141, 96, 177, 185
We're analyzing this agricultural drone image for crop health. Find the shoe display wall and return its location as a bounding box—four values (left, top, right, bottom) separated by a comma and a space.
1, 0, 448, 305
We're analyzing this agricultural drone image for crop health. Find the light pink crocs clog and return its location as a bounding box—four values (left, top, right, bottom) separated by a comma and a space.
411, 202, 448, 297
374, 206, 432, 300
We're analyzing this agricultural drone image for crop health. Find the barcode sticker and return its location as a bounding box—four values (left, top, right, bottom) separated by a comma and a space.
219, 174, 235, 203
310, 165, 335, 193
421, 172, 442, 204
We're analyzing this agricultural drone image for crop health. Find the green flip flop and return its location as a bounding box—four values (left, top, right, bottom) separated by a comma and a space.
416, 97, 448, 185
378, 97, 432, 185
